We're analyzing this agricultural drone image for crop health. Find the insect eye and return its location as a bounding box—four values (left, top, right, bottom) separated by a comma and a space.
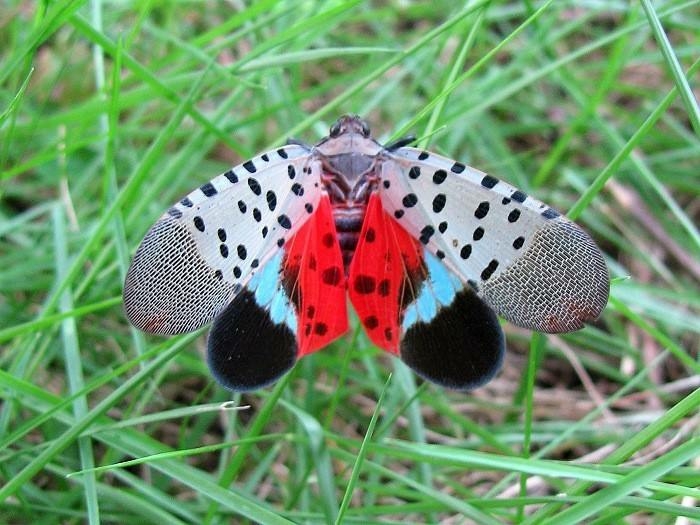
360, 120, 371, 137
329, 120, 342, 137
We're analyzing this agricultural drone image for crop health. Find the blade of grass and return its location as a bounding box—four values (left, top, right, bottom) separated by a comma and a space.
335, 378, 389, 524
54, 203, 99, 523
540, 437, 700, 525
0, 339, 185, 503
640, 0, 700, 135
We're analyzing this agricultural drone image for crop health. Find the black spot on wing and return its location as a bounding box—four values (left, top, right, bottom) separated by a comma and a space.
291, 182, 304, 196
277, 214, 292, 229
433, 169, 447, 184
364, 315, 379, 329
322, 266, 342, 286
224, 170, 238, 184
353, 274, 376, 294
474, 201, 490, 219
248, 178, 261, 195
419, 225, 435, 245
451, 161, 466, 173
481, 175, 498, 188
266, 190, 277, 211
200, 182, 217, 197
400, 288, 505, 390
481, 259, 499, 281
402, 193, 418, 208
511, 190, 527, 203
432, 194, 446, 213
207, 290, 297, 391
384, 327, 393, 342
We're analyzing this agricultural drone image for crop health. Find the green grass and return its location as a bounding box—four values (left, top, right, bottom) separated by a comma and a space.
1, 0, 699, 523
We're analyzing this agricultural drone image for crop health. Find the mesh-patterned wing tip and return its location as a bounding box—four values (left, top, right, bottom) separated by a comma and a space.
123, 217, 235, 335
481, 218, 610, 334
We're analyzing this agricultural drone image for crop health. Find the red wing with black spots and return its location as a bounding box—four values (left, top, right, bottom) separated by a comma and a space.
281, 196, 349, 356
348, 193, 424, 354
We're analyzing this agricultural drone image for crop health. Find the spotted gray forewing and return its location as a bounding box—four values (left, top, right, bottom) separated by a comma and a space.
378, 147, 610, 334
123, 145, 326, 335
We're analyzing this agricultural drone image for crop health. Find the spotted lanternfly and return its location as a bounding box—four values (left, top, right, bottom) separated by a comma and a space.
124, 115, 609, 391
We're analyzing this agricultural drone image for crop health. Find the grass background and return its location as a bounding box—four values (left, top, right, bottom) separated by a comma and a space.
1, 0, 699, 523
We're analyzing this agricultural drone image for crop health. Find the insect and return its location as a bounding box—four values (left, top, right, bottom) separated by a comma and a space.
124, 115, 609, 391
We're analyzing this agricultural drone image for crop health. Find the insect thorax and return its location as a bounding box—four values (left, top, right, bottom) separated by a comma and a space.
317, 151, 381, 273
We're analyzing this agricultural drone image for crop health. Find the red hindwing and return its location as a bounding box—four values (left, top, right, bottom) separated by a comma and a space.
348, 193, 424, 354
282, 195, 348, 355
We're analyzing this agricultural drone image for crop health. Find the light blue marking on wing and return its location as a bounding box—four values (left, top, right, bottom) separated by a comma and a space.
402, 250, 462, 330
415, 284, 438, 321
285, 308, 298, 333
248, 251, 297, 332
251, 251, 282, 306
402, 303, 418, 329
424, 250, 461, 306
269, 287, 291, 325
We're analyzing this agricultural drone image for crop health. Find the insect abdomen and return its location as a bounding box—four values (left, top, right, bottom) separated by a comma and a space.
332, 205, 366, 272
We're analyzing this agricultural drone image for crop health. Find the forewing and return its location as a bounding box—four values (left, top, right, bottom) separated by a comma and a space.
380, 147, 609, 333
123, 145, 323, 335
